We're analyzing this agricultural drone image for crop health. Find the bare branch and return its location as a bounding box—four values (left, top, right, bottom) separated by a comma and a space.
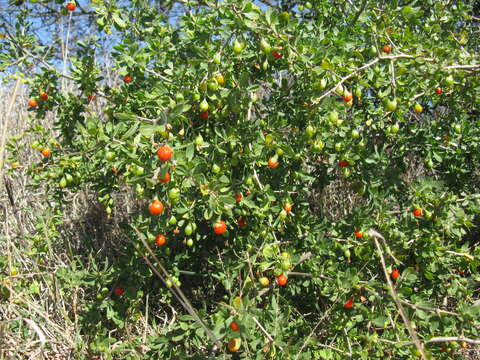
368, 229, 429, 360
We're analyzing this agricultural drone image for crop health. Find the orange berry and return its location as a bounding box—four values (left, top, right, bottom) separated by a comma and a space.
148, 200, 164, 215
268, 157, 279, 168
157, 145, 173, 162
155, 234, 166, 246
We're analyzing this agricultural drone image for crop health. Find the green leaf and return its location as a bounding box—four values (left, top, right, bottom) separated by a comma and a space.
185, 143, 194, 161
112, 13, 127, 28
114, 112, 136, 121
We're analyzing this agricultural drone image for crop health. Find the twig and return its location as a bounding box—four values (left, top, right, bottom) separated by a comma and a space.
131, 225, 223, 351
400, 299, 459, 317
144, 67, 173, 83
62, 11, 73, 91
252, 316, 283, 351
0, 78, 21, 188
445, 250, 474, 261
4, 176, 27, 241
343, 328, 353, 357
23, 319, 46, 346
398, 336, 480, 346
444, 64, 480, 70
368, 229, 429, 360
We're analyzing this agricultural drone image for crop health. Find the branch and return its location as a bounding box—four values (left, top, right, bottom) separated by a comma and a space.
368, 229, 429, 360
130, 225, 223, 351
252, 316, 284, 351
398, 336, 480, 346
400, 299, 459, 317
444, 64, 480, 70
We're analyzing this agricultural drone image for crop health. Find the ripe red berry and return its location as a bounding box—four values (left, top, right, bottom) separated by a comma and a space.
199, 111, 209, 119
412, 208, 423, 217
66, 2, 76, 11
237, 217, 246, 228
391, 268, 400, 280
435, 87, 443, 95
271, 50, 283, 59
235, 193, 242, 202
114, 286, 124, 296
276, 273, 287, 286
40, 92, 49, 101
354, 230, 363, 238
338, 160, 348, 168
148, 200, 164, 215
158, 171, 171, 183
382, 44, 391, 53
28, 99, 38, 108
343, 93, 352, 102
343, 298, 354, 308
123, 74, 133, 83
155, 234, 166, 246
213, 220, 227, 234
230, 321, 240, 332
157, 145, 173, 162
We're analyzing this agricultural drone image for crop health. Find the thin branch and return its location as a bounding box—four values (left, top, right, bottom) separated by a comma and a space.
398, 336, 480, 346
400, 299, 459, 317
444, 64, 480, 70
368, 229, 429, 360
130, 225, 223, 351
445, 250, 474, 261
252, 316, 283, 351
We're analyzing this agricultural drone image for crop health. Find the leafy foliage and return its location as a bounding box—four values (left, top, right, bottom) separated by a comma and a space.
2, 0, 480, 359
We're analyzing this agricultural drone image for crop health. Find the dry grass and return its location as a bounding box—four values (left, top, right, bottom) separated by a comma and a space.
0, 82, 172, 359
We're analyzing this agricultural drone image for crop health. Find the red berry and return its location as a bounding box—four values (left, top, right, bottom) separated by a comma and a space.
435, 87, 443, 95
235, 193, 243, 202
148, 200, 164, 215
157, 145, 173, 162
391, 268, 399, 280
354, 230, 363, 238
343, 93, 352, 102
213, 220, 227, 234
343, 298, 354, 308
276, 273, 287, 286
114, 286, 124, 296
199, 111, 209, 119
28, 99, 38, 108
40, 92, 49, 101
66, 2, 76, 11
158, 171, 171, 183
382, 44, 391, 53
412, 208, 423, 217
230, 321, 240, 332
237, 217, 246, 228
271, 50, 283, 59
123, 74, 133, 83
155, 234, 166, 246
338, 160, 348, 168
